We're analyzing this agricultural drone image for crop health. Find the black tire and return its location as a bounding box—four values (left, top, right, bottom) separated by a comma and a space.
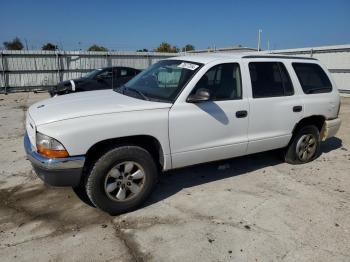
85, 145, 158, 215
72, 182, 96, 207
285, 125, 320, 164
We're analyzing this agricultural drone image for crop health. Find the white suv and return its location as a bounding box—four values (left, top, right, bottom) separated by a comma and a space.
24, 54, 341, 214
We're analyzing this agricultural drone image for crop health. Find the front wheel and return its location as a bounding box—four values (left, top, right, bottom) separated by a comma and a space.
85, 145, 158, 215
73, 182, 95, 207
285, 125, 320, 164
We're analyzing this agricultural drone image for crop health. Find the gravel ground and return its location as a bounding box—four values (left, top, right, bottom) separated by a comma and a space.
0, 92, 349, 262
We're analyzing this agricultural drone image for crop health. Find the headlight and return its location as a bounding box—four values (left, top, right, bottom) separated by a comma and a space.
36, 132, 69, 158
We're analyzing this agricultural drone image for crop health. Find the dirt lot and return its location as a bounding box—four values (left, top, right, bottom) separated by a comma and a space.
0, 92, 349, 262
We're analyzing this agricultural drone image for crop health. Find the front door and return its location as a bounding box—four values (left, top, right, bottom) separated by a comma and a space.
88, 68, 113, 91
169, 63, 249, 168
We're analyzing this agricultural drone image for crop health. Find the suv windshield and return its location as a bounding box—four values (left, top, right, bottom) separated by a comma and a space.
117, 60, 202, 102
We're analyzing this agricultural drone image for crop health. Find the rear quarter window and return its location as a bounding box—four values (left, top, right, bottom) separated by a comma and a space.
292, 63, 332, 94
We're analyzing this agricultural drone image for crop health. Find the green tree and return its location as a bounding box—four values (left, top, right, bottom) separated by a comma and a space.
87, 44, 108, 52
42, 42, 58, 51
3, 37, 24, 50
137, 48, 149, 52
155, 42, 179, 53
182, 44, 195, 52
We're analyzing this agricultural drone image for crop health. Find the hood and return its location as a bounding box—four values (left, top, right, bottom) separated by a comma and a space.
58, 78, 85, 85
56, 78, 84, 90
29, 90, 171, 126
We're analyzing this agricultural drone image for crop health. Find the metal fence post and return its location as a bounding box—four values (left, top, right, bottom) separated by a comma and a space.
1, 52, 7, 94
147, 54, 152, 67
56, 51, 63, 88
65, 51, 70, 80
106, 52, 112, 67
56, 51, 59, 86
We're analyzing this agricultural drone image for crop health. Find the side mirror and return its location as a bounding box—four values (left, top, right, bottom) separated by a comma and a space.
187, 88, 210, 103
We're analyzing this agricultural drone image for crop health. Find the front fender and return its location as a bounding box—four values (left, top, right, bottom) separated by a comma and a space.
36, 108, 171, 164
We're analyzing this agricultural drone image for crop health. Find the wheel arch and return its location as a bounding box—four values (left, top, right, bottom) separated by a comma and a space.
84, 135, 165, 171
292, 115, 326, 138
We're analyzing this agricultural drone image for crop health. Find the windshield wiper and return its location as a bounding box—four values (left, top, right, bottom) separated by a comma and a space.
126, 87, 149, 101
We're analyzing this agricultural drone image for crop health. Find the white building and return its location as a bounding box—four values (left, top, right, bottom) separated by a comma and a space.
190, 44, 350, 93
270, 45, 350, 93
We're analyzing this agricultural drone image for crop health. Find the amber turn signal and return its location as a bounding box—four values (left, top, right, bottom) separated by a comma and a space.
37, 144, 69, 158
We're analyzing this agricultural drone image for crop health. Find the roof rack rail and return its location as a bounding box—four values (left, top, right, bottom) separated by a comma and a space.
242, 55, 317, 60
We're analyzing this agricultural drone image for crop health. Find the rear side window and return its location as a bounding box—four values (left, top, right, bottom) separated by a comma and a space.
292, 63, 332, 94
249, 62, 294, 98
120, 69, 128, 76
118, 68, 137, 77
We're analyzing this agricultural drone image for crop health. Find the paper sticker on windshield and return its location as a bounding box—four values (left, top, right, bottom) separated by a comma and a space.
178, 62, 199, 70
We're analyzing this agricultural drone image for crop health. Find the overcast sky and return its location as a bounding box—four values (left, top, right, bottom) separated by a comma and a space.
1, 0, 349, 51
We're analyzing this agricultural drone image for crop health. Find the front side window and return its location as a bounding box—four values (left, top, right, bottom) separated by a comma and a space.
84, 68, 103, 79
120, 60, 202, 102
249, 62, 294, 98
292, 63, 332, 94
190, 63, 242, 100
97, 69, 112, 79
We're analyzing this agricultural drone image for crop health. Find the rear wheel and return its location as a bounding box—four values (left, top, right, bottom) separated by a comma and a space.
285, 125, 320, 164
85, 145, 158, 215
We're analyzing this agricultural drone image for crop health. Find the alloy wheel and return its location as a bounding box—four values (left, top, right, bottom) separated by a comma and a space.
104, 161, 145, 201
296, 134, 317, 162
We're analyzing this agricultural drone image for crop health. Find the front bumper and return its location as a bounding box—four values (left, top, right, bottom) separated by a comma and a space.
24, 132, 85, 187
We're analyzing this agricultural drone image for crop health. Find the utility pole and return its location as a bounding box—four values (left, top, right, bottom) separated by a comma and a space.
24, 39, 29, 50
257, 29, 262, 51
59, 41, 64, 51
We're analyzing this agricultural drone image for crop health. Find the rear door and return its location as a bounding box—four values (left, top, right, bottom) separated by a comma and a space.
291, 62, 339, 119
245, 60, 304, 154
86, 68, 113, 90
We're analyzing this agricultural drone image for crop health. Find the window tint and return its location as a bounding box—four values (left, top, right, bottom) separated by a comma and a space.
249, 62, 294, 98
120, 69, 128, 76
127, 68, 139, 76
191, 63, 242, 100
98, 69, 112, 79
112, 68, 119, 78
116, 68, 136, 77
292, 63, 332, 94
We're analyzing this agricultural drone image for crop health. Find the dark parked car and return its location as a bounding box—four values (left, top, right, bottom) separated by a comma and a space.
50, 66, 140, 96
